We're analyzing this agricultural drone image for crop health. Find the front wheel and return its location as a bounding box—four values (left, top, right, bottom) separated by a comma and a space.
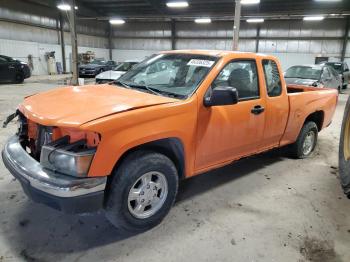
105, 150, 178, 232
290, 121, 318, 159
14, 73, 24, 84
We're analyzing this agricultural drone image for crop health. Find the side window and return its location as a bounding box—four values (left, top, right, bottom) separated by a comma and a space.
212, 60, 259, 100
262, 60, 282, 97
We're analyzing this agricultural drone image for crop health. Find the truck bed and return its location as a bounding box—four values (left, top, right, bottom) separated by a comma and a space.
287, 84, 332, 93
280, 84, 338, 146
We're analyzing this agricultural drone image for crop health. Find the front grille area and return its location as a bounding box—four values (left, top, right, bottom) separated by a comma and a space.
17, 113, 52, 161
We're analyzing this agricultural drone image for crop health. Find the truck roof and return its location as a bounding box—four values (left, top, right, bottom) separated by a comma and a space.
161, 49, 271, 59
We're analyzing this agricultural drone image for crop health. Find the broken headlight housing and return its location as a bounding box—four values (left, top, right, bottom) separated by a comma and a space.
40, 136, 96, 178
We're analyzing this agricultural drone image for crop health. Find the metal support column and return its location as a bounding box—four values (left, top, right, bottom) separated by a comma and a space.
171, 19, 176, 50
255, 25, 261, 53
108, 22, 113, 60
233, 0, 241, 51
68, 0, 78, 85
59, 13, 67, 73
341, 17, 350, 62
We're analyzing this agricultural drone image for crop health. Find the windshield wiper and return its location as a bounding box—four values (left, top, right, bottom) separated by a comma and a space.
114, 81, 183, 99
128, 84, 165, 96
134, 84, 186, 99
113, 80, 132, 89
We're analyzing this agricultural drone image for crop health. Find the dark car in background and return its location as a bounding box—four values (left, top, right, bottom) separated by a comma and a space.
323, 62, 350, 89
0, 55, 31, 84
79, 60, 117, 78
285, 64, 342, 91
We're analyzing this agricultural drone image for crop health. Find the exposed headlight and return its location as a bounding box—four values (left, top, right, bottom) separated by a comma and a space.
40, 144, 96, 177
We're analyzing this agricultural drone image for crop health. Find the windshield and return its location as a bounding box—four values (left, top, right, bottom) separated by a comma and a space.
285, 66, 321, 80
90, 60, 105, 65
116, 53, 218, 99
114, 62, 137, 72
326, 63, 342, 73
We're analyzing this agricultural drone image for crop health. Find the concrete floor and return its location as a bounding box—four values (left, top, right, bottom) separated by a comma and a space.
0, 80, 350, 262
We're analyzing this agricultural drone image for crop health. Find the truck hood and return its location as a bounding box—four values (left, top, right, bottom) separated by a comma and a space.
19, 85, 177, 128
96, 70, 125, 80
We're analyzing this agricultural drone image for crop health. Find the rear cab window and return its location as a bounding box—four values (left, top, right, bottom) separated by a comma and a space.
262, 60, 282, 97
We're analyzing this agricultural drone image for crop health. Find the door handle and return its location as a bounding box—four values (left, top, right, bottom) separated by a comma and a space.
251, 105, 265, 115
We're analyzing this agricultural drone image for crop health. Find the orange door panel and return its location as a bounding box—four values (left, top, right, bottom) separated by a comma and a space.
195, 99, 266, 171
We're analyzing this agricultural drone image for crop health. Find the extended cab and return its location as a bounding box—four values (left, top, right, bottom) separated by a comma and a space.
2, 51, 338, 232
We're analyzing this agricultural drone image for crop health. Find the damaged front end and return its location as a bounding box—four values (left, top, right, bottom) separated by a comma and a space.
1, 111, 107, 213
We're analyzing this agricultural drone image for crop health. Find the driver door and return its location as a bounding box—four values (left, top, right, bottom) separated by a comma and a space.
195, 59, 266, 171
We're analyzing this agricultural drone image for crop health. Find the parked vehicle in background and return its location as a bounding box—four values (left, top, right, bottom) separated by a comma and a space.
0, 55, 31, 84
79, 60, 117, 77
285, 64, 342, 91
96, 60, 139, 84
2, 51, 338, 233
131, 58, 177, 85
323, 62, 350, 89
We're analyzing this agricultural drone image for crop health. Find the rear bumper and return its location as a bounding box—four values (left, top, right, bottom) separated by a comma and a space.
1, 136, 107, 213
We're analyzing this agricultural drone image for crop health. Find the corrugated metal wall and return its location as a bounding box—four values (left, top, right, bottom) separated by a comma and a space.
0, 2, 110, 75
111, 19, 350, 69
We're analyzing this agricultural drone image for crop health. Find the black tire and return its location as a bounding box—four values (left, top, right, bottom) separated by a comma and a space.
14, 73, 24, 84
105, 150, 179, 233
290, 121, 318, 159
339, 96, 350, 197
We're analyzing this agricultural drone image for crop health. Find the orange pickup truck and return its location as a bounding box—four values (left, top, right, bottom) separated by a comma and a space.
2, 50, 338, 232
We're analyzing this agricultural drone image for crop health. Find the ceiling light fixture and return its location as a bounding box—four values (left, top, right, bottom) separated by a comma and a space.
166, 1, 189, 8
109, 19, 126, 25
195, 18, 212, 24
57, 3, 71, 11
303, 16, 325, 21
246, 18, 264, 23
241, 0, 260, 5
74, 6, 78, 10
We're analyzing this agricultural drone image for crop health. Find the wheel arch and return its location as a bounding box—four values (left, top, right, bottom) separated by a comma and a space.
112, 137, 186, 181
304, 110, 324, 132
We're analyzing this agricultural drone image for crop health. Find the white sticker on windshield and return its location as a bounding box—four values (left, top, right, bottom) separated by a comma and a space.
187, 59, 215, 68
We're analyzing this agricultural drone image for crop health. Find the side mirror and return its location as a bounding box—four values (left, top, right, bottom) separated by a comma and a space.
204, 87, 239, 107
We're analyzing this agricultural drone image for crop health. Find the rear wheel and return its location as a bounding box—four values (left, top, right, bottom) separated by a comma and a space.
105, 150, 178, 232
290, 121, 318, 159
339, 96, 350, 197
